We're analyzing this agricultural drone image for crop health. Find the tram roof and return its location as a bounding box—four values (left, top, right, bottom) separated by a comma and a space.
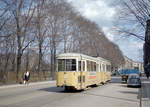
57, 53, 110, 63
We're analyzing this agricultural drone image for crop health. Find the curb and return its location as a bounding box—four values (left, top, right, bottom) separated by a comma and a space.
0, 80, 56, 89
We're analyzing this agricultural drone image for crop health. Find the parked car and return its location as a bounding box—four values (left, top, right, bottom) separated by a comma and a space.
127, 73, 141, 87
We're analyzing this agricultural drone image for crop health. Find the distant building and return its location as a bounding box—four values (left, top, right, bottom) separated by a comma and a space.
123, 56, 133, 69
118, 56, 143, 72
132, 61, 144, 72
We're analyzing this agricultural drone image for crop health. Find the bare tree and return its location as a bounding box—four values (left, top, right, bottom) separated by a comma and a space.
1, 0, 36, 81
116, 0, 150, 40
45, 0, 72, 79
116, 0, 150, 71
33, 0, 48, 74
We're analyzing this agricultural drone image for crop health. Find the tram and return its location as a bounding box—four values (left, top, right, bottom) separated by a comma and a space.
56, 53, 111, 90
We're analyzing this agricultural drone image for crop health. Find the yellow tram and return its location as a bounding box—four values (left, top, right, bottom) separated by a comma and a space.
56, 53, 111, 90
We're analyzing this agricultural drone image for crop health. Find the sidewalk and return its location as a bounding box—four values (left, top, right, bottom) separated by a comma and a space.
141, 77, 150, 107
0, 80, 56, 89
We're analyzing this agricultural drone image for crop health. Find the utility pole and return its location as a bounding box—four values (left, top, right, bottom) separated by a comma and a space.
144, 19, 150, 76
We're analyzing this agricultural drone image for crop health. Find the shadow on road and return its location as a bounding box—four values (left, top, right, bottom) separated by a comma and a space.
39, 86, 82, 93
39, 87, 64, 93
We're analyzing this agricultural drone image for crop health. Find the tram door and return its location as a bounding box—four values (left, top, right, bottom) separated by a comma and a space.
80, 61, 86, 89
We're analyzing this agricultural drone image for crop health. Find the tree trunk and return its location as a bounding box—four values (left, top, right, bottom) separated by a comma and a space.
38, 42, 42, 80
26, 48, 29, 72
16, 52, 22, 82
50, 49, 54, 79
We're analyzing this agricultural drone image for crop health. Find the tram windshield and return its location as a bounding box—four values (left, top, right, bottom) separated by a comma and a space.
58, 59, 76, 71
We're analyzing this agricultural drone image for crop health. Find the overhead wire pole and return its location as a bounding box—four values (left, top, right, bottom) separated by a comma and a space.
141, 17, 150, 107
144, 18, 150, 78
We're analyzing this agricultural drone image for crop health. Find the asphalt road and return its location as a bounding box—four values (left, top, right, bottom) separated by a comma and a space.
0, 77, 140, 107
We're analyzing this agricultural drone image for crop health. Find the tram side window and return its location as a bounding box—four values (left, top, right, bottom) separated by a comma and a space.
103, 64, 105, 72
94, 62, 96, 71
106, 65, 111, 72
66, 59, 76, 71
87, 61, 90, 71
58, 59, 76, 71
78, 61, 81, 71
72, 59, 76, 70
96, 64, 99, 72
87, 61, 96, 72
78, 61, 85, 71
99, 64, 101, 72
90, 61, 93, 71
66, 60, 71, 71
83, 61, 85, 71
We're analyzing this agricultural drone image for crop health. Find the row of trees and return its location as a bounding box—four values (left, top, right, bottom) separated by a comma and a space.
0, 0, 125, 82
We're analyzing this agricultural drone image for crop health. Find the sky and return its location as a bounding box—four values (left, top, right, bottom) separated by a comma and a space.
67, 0, 144, 62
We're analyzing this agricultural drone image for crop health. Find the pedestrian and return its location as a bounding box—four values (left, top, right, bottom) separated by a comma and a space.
25, 71, 30, 84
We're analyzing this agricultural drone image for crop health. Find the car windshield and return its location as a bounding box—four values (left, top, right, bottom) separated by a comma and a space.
129, 74, 139, 79
130, 75, 138, 78
129, 78, 140, 83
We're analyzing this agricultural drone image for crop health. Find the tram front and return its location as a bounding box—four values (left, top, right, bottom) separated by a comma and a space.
56, 57, 80, 90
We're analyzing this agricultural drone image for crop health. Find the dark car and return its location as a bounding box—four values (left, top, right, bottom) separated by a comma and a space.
127, 74, 141, 87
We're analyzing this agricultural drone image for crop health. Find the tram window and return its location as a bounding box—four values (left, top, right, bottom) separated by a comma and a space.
58, 59, 76, 71
96, 64, 99, 72
58, 59, 65, 71
66, 59, 76, 71
86, 61, 96, 72
72, 59, 76, 70
106, 65, 111, 72
78, 61, 85, 71
89, 61, 92, 71
83, 61, 85, 71
90, 62, 92, 71
91, 62, 94, 71
94, 62, 96, 71
103, 64, 105, 72
89, 61, 91, 71
87, 61, 90, 71
78, 61, 81, 71
99, 64, 101, 72
66, 60, 71, 71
